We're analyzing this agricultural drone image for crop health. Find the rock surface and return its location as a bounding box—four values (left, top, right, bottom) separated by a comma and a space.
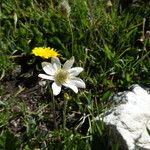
98, 84, 150, 150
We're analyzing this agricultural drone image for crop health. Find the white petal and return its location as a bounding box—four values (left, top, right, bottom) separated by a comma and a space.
38, 74, 54, 80
63, 56, 74, 70
51, 57, 61, 70
68, 67, 84, 76
52, 82, 62, 96
69, 77, 86, 88
63, 82, 78, 93
42, 62, 56, 75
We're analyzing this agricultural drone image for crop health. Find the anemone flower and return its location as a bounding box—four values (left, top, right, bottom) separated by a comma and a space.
38, 57, 85, 96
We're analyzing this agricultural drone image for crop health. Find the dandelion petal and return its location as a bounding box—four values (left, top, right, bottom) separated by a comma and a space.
52, 82, 62, 96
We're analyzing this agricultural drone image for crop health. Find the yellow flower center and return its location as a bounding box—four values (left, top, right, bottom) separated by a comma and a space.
55, 69, 69, 84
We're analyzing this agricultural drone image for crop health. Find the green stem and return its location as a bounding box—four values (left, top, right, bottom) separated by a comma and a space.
63, 99, 68, 129
68, 17, 74, 55
49, 86, 57, 129
50, 0, 54, 10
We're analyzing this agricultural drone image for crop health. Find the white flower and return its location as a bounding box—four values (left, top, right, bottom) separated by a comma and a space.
38, 57, 86, 96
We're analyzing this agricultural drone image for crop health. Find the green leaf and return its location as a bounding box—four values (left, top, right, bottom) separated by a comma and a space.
103, 44, 115, 60
102, 91, 113, 101
0, 130, 20, 150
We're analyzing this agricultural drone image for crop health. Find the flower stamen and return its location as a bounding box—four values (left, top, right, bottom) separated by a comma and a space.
55, 69, 69, 84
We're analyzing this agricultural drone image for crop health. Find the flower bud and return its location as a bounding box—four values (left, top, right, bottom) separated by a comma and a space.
107, 0, 113, 7
145, 31, 150, 39
59, 0, 71, 17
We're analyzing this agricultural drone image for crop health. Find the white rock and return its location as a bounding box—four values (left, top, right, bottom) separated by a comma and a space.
97, 85, 150, 150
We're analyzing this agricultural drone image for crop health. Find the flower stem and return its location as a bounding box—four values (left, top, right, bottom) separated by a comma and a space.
68, 17, 74, 55
49, 86, 57, 129
63, 99, 68, 129
52, 94, 57, 129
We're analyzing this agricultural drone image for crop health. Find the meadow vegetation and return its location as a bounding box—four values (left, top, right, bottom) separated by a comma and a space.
0, 0, 150, 149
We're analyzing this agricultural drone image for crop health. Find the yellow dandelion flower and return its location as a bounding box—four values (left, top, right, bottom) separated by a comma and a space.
32, 47, 60, 59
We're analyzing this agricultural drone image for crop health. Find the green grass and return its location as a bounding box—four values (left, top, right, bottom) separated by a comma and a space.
0, 0, 150, 149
